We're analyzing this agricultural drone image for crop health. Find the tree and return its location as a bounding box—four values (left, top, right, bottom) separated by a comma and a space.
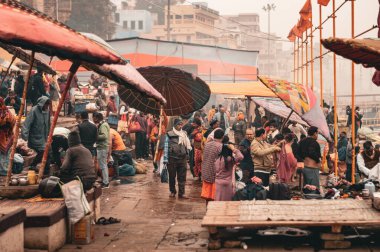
135, 0, 185, 25
66, 0, 116, 40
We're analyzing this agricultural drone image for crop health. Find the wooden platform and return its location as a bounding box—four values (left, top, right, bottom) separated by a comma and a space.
202, 200, 380, 229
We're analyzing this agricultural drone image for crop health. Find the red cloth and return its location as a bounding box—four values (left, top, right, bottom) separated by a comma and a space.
318, 0, 331, 6
277, 145, 297, 183
297, 18, 312, 34
0, 98, 15, 154
300, 0, 312, 20
194, 148, 202, 177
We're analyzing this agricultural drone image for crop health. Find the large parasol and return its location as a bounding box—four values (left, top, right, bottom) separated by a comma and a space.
80, 33, 166, 105
0, 42, 56, 75
258, 76, 330, 140
321, 38, 380, 70
119, 66, 210, 116
0, 0, 123, 185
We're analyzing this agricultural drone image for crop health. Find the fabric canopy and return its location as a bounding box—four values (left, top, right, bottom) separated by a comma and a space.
321, 38, 380, 70
258, 76, 330, 140
253, 97, 307, 126
208, 81, 276, 97
0, 0, 122, 65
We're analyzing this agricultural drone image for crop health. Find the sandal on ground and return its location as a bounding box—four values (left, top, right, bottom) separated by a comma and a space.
108, 217, 121, 224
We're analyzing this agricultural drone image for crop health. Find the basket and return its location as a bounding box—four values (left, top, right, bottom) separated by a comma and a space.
75, 102, 89, 114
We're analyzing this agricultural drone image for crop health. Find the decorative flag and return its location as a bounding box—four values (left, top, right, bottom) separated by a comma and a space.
292, 25, 302, 38
287, 30, 296, 42
297, 18, 312, 33
299, 0, 312, 20
318, 0, 331, 6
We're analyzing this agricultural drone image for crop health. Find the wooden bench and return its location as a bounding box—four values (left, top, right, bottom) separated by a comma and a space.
202, 200, 380, 249
0, 207, 26, 252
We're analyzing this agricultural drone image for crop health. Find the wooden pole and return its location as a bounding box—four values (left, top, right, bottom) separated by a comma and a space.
351, 0, 356, 183
38, 61, 80, 181
1, 55, 17, 86
332, 0, 338, 176
319, 4, 323, 107
310, 26, 314, 91
297, 38, 300, 84
301, 33, 304, 84
280, 111, 293, 132
305, 29, 309, 87
5, 52, 35, 186
293, 41, 296, 84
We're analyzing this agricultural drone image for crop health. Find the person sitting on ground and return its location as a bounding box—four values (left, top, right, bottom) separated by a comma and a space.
298, 126, 321, 190
56, 131, 96, 191
109, 127, 133, 180
4, 90, 21, 115
250, 128, 281, 186
215, 136, 243, 201
357, 140, 380, 180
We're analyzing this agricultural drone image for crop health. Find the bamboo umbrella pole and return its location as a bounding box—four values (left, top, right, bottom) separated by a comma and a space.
305, 29, 309, 87
38, 61, 80, 181
351, 0, 356, 183
301, 34, 304, 84
5, 52, 35, 186
1, 55, 17, 86
332, 0, 338, 176
310, 26, 314, 91
293, 41, 296, 84
319, 4, 323, 108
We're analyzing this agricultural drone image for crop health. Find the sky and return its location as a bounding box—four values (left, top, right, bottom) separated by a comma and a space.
187, 0, 378, 47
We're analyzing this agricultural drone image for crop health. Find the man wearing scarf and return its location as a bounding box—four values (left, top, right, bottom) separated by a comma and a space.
0, 97, 16, 175
164, 118, 192, 199
357, 140, 380, 180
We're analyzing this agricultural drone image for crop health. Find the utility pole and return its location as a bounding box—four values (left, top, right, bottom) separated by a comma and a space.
56, 0, 59, 21
166, 0, 171, 41
262, 3, 276, 77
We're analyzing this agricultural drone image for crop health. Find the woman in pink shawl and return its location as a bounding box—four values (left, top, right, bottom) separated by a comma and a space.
277, 133, 298, 183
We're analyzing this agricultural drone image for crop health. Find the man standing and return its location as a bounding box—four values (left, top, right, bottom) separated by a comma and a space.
288, 121, 307, 141
163, 119, 192, 199
250, 128, 281, 186
232, 111, 247, 145
21, 96, 51, 171
239, 129, 255, 184
93, 112, 110, 188
5, 90, 21, 114
298, 126, 321, 189
28, 67, 48, 106
78, 111, 98, 156
267, 121, 279, 144
201, 129, 224, 203
213, 106, 229, 134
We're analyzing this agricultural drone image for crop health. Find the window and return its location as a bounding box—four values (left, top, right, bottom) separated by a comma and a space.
123, 20, 128, 29
186, 36, 191, 42
115, 13, 120, 23
176, 15, 181, 19
184, 15, 193, 19
131, 20, 136, 30
138, 20, 143, 30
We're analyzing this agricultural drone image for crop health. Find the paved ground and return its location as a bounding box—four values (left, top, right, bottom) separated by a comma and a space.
60, 161, 380, 252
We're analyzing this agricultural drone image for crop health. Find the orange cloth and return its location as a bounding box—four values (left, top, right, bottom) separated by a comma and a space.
110, 128, 126, 151
299, 0, 312, 20
318, 0, 330, 6
201, 181, 216, 201
207, 108, 216, 122
297, 18, 312, 33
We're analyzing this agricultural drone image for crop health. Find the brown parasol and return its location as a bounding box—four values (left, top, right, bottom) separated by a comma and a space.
0, 42, 56, 75
118, 66, 210, 116
321, 38, 380, 70
0, 0, 123, 185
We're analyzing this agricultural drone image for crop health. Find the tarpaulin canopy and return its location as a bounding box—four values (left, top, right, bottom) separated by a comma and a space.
0, 0, 122, 65
0, 42, 56, 75
252, 97, 307, 126
208, 81, 276, 97
258, 76, 330, 140
321, 38, 380, 70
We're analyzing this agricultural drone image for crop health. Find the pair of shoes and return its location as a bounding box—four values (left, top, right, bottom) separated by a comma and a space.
178, 195, 190, 199
101, 183, 110, 189
169, 193, 176, 198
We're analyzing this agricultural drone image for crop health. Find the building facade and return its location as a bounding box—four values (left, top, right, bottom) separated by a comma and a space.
20, 0, 72, 22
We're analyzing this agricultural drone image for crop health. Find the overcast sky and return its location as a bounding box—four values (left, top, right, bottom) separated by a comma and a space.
188, 0, 378, 45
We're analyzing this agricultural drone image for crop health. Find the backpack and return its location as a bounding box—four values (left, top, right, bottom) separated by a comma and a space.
38, 176, 62, 198
268, 183, 291, 200
338, 147, 346, 161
